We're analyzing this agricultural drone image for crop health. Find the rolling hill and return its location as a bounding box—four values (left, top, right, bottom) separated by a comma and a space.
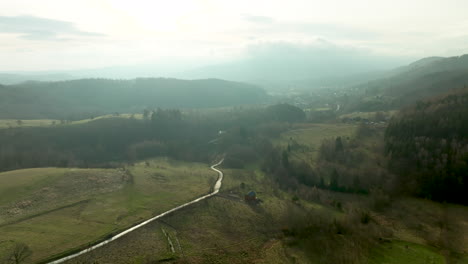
0, 78, 268, 119
347, 54, 468, 111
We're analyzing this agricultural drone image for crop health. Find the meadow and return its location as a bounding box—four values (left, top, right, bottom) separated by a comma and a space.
0, 158, 216, 263
274, 123, 358, 164
0, 114, 144, 129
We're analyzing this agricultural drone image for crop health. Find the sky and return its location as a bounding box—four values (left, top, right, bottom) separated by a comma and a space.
1, 0, 468, 72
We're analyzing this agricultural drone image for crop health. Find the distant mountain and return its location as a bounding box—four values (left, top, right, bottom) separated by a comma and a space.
390, 56, 445, 75
348, 54, 468, 111
177, 56, 400, 89
175, 42, 410, 89
0, 73, 75, 85
0, 78, 268, 119
0, 42, 409, 89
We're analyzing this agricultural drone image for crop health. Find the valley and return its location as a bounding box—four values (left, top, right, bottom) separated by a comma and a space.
1, 5, 468, 262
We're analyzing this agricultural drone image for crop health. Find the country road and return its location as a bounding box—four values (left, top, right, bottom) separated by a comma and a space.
48, 159, 224, 264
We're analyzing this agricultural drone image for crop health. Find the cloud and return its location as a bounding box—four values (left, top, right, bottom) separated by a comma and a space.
246, 39, 365, 59
242, 14, 275, 24
0, 15, 105, 40
256, 22, 378, 40
238, 14, 379, 41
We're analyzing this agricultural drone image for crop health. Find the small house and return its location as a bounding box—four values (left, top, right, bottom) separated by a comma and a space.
244, 191, 257, 202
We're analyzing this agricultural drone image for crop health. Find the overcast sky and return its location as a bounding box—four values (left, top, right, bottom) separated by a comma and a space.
1, 0, 468, 72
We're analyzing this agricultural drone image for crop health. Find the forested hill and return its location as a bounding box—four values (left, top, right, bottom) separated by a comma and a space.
348, 54, 468, 111
0, 78, 268, 119
392, 54, 468, 76
385, 87, 468, 204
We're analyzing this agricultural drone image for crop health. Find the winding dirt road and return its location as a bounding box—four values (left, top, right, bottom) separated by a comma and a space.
48, 159, 224, 264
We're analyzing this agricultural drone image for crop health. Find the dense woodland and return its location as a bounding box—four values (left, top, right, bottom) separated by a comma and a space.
0, 104, 303, 172
385, 88, 468, 204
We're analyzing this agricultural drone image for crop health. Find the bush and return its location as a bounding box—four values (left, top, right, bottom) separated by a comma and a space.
370, 188, 391, 211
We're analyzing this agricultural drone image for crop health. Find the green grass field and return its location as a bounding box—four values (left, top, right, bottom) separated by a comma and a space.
0, 158, 216, 263
338, 110, 397, 120
0, 119, 60, 129
279, 123, 357, 146
369, 241, 445, 264
0, 168, 68, 206
0, 113, 144, 129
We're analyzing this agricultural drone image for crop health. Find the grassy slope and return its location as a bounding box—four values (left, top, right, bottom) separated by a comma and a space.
0, 158, 216, 263
372, 198, 468, 264
66, 165, 322, 264
0, 168, 68, 205
274, 123, 358, 164
369, 240, 445, 264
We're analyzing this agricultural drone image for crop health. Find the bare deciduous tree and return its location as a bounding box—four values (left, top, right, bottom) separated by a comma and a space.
7, 242, 32, 264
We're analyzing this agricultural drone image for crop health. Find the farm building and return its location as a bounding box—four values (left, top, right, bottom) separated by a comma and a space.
244, 191, 257, 202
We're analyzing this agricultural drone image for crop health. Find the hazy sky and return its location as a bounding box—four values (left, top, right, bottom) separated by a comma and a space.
1, 0, 468, 71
